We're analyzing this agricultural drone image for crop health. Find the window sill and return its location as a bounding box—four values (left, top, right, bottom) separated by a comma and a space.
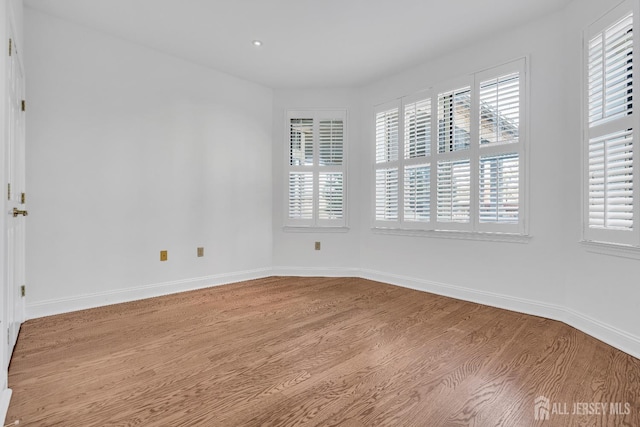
580, 240, 640, 260
283, 226, 350, 234
371, 227, 531, 243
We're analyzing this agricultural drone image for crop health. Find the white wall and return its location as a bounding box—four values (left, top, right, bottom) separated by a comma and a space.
24, 9, 273, 317
272, 89, 361, 274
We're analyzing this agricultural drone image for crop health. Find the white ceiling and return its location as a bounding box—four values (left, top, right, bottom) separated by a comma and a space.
24, 0, 572, 89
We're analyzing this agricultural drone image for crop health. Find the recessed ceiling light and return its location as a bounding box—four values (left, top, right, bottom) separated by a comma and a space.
252, 40, 263, 47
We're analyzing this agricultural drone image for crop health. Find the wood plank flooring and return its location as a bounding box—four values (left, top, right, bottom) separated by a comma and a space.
6, 277, 640, 426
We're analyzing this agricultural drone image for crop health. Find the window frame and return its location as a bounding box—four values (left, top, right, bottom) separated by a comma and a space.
373, 99, 403, 229
372, 58, 528, 237
582, 0, 640, 249
285, 109, 348, 229
474, 61, 527, 235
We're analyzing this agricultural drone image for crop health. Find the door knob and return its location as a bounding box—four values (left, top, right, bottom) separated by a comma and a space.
12, 208, 28, 217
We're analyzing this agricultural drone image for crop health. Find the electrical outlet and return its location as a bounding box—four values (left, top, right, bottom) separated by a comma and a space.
197, 247, 204, 257
315, 241, 321, 251
160, 250, 168, 261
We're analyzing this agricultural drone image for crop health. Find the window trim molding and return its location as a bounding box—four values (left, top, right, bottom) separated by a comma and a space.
372, 227, 531, 244
283, 226, 351, 234
284, 109, 349, 229
580, 239, 640, 260
371, 57, 530, 238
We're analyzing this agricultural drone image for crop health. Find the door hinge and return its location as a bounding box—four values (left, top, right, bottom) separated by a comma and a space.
7, 183, 10, 200
21, 285, 25, 297
8, 38, 12, 56
7, 329, 9, 345
21, 100, 26, 112
21, 192, 26, 204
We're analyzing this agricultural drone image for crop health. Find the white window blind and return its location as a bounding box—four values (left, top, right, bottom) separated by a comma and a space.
437, 160, 471, 223
403, 97, 431, 224
588, 13, 633, 126
319, 119, 344, 166
476, 68, 523, 231
290, 118, 314, 166
404, 164, 430, 222
584, 2, 639, 247
376, 168, 399, 221
479, 153, 519, 224
373, 59, 526, 235
588, 130, 633, 230
375, 101, 401, 225
405, 99, 431, 158
438, 87, 471, 153
318, 172, 344, 220
376, 108, 399, 163
286, 110, 347, 228
479, 73, 520, 146
288, 172, 313, 220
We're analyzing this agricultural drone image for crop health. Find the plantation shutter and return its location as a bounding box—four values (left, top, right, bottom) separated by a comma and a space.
290, 118, 314, 166
319, 172, 343, 220
479, 73, 520, 146
404, 99, 431, 158
288, 172, 313, 220
403, 97, 431, 225
317, 118, 345, 223
286, 110, 347, 228
319, 119, 344, 166
437, 160, 471, 223
588, 13, 633, 126
438, 87, 471, 153
479, 153, 519, 224
375, 102, 401, 225
371, 59, 526, 234
376, 168, 399, 221
404, 164, 430, 222
475, 60, 525, 234
585, 4, 638, 246
376, 108, 399, 163
588, 129, 634, 230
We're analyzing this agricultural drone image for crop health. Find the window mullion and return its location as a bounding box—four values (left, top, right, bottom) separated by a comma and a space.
635, 127, 640, 245
634, 7, 640, 246
399, 100, 406, 224
312, 115, 319, 226
470, 77, 480, 232
601, 33, 606, 120
429, 96, 438, 226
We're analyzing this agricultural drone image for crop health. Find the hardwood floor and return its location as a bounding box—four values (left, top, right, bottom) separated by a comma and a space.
6, 277, 640, 426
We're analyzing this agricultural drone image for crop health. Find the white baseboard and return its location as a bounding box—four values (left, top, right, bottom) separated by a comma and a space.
360, 268, 567, 320
25, 268, 273, 319
23, 266, 640, 360
0, 388, 12, 426
360, 268, 640, 360
562, 308, 640, 360
272, 266, 361, 277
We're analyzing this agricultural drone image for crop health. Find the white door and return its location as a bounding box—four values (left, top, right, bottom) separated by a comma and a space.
4, 25, 26, 368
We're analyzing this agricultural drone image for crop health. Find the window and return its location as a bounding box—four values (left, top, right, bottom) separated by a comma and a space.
584, 1, 639, 247
286, 110, 347, 228
374, 59, 526, 235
